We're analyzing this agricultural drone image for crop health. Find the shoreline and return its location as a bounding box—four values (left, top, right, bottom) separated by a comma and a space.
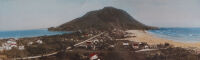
0, 29, 71, 39
125, 30, 200, 50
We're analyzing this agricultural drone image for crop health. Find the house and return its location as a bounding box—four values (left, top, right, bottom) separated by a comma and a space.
8, 41, 17, 47
78, 30, 82, 33
18, 46, 25, 50
66, 47, 72, 50
2, 43, 12, 50
144, 45, 149, 49
132, 42, 149, 49
86, 41, 93, 49
93, 39, 99, 43
138, 42, 148, 49
89, 53, 100, 60
84, 33, 89, 36
1, 40, 17, 50
7, 40, 17, 45
86, 41, 92, 45
0, 38, 19, 51
36, 40, 43, 44
149, 45, 157, 49
123, 43, 129, 46
117, 40, 131, 48
28, 42, 33, 45
2, 44, 11, 50
132, 43, 139, 49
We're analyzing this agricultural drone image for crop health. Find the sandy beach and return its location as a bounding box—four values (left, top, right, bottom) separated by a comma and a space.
125, 30, 200, 49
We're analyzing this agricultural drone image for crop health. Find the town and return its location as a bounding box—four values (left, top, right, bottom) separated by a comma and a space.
1, 29, 198, 60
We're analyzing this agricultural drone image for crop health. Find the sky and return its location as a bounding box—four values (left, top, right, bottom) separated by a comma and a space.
1, 0, 200, 30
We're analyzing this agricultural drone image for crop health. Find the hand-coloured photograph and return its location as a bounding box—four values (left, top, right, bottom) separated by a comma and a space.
1, 0, 200, 60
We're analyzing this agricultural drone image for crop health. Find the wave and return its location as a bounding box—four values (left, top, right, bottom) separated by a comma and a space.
148, 28, 200, 43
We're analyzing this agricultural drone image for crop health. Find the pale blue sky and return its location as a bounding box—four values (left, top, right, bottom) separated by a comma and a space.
1, 0, 200, 30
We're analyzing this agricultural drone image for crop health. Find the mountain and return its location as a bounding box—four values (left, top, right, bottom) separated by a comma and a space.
48, 7, 157, 31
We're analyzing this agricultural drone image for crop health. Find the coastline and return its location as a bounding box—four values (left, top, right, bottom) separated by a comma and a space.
0, 29, 70, 39
125, 30, 200, 50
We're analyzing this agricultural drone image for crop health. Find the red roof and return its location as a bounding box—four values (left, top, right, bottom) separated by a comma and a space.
133, 43, 139, 46
89, 53, 97, 58
8, 43, 16, 45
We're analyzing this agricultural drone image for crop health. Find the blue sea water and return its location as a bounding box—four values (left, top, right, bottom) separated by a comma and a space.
148, 28, 200, 43
0, 29, 70, 39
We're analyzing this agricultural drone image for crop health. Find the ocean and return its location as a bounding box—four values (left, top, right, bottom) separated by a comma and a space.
148, 28, 200, 43
0, 29, 70, 39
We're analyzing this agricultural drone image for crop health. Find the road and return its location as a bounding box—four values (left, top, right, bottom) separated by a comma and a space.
135, 49, 158, 52
14, 52, 58, 60
74, 32, 104, 47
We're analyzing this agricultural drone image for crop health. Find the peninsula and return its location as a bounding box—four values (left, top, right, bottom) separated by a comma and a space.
1, 7, 200, 60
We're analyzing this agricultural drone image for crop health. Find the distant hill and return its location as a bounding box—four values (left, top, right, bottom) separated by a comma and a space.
48, 7, 157, 31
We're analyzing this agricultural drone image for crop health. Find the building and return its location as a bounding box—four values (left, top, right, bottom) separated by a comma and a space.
132, 42, 149, 49
18, 46, 25, 50
0, 38, 18, 51
132, 42, 139, 49
28, 42, 33, 45
89, 53, 100, 60
1, 39, 17, 50
123, 43, 129, 46
117, 40, 130, 45
7, 40, 17, 47
36, 40, 43, 44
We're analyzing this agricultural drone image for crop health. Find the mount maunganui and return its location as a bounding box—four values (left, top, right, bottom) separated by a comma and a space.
49, 7, 157, 31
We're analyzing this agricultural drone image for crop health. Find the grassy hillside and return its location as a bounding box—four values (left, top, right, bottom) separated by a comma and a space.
49, 7, 157, 31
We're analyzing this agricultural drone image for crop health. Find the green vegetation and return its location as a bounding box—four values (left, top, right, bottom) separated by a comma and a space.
48, 7, 157, 32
